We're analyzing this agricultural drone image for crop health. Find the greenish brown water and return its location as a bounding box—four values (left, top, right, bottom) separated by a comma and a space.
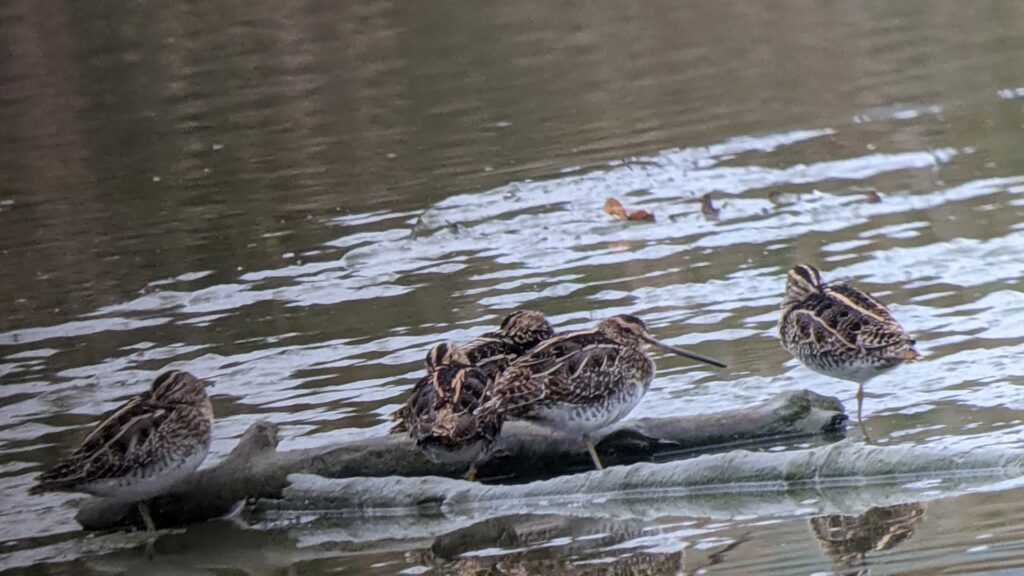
4, 0, 1024, 573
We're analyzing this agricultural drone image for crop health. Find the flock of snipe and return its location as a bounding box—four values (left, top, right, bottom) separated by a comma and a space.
30, 264, 920, 528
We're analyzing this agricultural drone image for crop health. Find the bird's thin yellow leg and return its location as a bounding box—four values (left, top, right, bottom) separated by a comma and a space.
583, 435, 604, 470
466, 463, 478, 482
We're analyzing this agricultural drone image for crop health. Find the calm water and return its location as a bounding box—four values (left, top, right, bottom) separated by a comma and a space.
3, 0, 1024, 573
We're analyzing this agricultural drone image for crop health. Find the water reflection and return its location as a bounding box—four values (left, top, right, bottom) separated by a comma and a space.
809, 502, 927, 575
423, 514, 675, 575
360, 513, 748, 575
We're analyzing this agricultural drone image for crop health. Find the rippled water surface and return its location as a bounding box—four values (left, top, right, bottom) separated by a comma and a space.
4, 0, 1024, 573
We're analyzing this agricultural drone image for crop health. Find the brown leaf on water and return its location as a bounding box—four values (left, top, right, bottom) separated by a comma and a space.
627, 209, 655, 222
700, 193, 720, 220
604, 197, 654, 222
603, 197, 628, 220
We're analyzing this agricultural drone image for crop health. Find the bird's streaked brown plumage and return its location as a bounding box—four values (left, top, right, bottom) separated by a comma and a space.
479, 314, 725, 469
390, 311, 554, 479
31, 370, 214, 497
390, 343, 502, 479
457, 310, 555, 380
30, 370, 214, 530
778, 264, 922, 428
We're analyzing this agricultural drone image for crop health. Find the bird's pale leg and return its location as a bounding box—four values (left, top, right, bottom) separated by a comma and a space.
855, 383, 864, 427
139, 501, 157, 557
466, 463, 478, 482
583, 435, 604, 470
139, 501, 156, 532
856, 382, 874, 443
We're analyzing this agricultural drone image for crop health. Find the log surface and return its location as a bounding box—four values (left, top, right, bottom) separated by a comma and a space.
271, 439, 1024, 513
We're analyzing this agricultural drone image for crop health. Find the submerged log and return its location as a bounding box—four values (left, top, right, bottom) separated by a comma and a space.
76, 389, 845, 530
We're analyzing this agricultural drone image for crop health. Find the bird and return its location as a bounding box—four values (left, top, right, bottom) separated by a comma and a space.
390, 343, 502, 480
456, 310, 555, 380
478, 314, 726, 470
30, 370, 214, 531
390, 310, 555, 480
778, 264, 922, 429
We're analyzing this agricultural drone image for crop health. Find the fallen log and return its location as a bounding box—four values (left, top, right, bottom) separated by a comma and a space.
267, 439, 1024, 514
76, 388, 845, 530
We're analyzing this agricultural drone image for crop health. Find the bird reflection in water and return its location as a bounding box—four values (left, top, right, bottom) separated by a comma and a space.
809, 502, 926, 575
415, 513, 748, 575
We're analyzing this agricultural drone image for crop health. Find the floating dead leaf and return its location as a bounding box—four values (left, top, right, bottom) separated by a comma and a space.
603, 197, 654, 222
603, 198, 629, 220
700, 193, 720, 220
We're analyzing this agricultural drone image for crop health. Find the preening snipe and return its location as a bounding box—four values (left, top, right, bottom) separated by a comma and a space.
390, 310, 554, 479
390, 342, 501, 480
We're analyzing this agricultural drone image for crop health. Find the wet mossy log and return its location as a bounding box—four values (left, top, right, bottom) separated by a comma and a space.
76, 389, 846, 530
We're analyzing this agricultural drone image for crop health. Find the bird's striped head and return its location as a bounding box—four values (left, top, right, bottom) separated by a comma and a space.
595, 314, 649, 345
498, 310, 555, 348
424, 342, 469, 371
785, 264, 824, 305
597, 314, 727, 368
150, 370, 212, 405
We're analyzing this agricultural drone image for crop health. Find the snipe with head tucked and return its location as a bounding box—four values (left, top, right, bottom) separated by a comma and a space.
390, 310, 554, 479
390, 343, 501, 480
478, 314, 726, 470
30, 370, 214, 530
778, 264, 922, 428
456, 310, 555, 380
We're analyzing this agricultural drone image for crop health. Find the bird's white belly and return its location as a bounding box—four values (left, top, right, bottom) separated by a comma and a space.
805, 356, 893, 383
530, 383, 646, 436
81, 448, 208, 502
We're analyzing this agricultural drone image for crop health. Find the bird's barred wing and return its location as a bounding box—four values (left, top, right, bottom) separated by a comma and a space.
824, 285, 916, 353
788, 309, 860, 352
487, 342, 622, 413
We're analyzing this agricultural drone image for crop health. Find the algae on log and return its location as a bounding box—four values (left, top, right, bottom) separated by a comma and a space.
76, 389, 845, 530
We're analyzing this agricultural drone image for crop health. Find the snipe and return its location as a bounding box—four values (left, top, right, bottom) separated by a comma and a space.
30, 370, 214, 531
478, 314, 726, 470
778, 264, 922, 428
456, 310, 555, 380
390, 343, 501, 480
390, 310, 554, 479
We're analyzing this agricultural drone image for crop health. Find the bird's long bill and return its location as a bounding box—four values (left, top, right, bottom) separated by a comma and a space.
644, 336, 727, 368
202, 379, 216, 388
